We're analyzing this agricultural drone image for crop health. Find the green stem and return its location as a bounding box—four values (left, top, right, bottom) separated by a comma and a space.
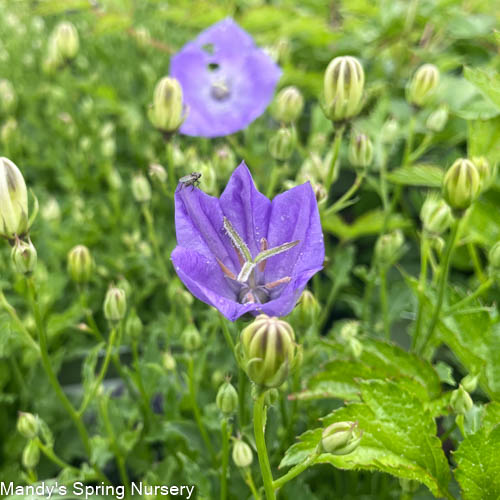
36, 439, 80, 473
440, 421, 458, 443
444, 277, 494, 316
324, 172, 365, 216
418, 219, 460, 355
142, 204, 168, 279
325, 124, 345, 192
253, 391, 275, 500
131, 337, 154, 427
244, 469, 261, 500
402, 116, 416, 166
467, 242, 487, 283
26, 278, 91, 457
266, 163, 282, 198
408, 133, 433, 164
379, 266, 390, 340
187, 356, 216, 460
220, 418, 230, 500
166, 140, 175, 190
272, 450, 319, 490
219, 313, 236, 356
412, 236, 429, 351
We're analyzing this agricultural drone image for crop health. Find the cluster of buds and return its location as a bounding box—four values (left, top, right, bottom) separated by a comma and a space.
272, 86, 304, 124
319, 421, 362, 455
148, 76, 185, 134
323, 56, 365, 122
442, 158, 481, 215
407, 64, 440, 107
348, 133, 373, 171
269, 127, 296, 161
239, 315, 300, 389
44, 21, 79, 72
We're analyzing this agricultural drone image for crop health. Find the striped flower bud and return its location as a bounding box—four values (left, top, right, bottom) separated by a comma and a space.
420, 194, 452, 235
148, 77, 184, 133
348, 133, 373, 170
407, 64, 440, 107
216, 380, 238, 416
103, 285, 127, 322
67, 245, 93, 284
443, 158, 480, 213
273, 86, 304, 124
232, 439, 253, 468
320, 421, 362, 455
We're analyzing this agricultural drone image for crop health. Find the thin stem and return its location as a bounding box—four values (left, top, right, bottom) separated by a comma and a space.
244, 469, 261, 500
187, 356, 216, 460
273, 450, 319, 490
408, 133, 433, 164
36, 439, 80, 473
325, 124, 345, 192
219, 313, 236, 356
142, 204, 168, 279
132, 337, 154, 427
166, 140, 175, 190
26, 277, 91, 457
418, 219, 460, 355
238, 371, 247, 428
379, 266, 390, 340
402, 116, 416, 166
440, 421, 458, 443
467, 242, 487, 283
412, 236, 429, 351
266, 163, 282, 198
253, 391, 275, 500
220, 418, 230, 500
324, 172, 365, 216
444, 277, 494, 316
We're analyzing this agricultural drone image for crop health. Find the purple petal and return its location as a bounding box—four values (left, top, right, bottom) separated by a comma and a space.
219, 162, 271, 258
264, 182, 325, 284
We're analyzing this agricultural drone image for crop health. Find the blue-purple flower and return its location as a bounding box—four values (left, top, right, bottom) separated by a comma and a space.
171, 163, 324, 321
170, 18, 281, 138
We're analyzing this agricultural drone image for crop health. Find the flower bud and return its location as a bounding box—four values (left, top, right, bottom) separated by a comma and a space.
340, 321, 360, 341
312, 183, 327, 204
0, 157, 28, 240
426, 105, 448, 132
17, 412, 39, 439
461, 373, 479, 393
273, 86, 304, 124
103, 285, 127, 322
450, 384, 473, 415
348, 337, 363, 358
269, 127, 296, 161
216, 380, 239, 416
443, 158, 480, 213
380, 118, 399, 144
213, 146, 235, 175
67, 245, 93, 284
407, 64, 440, 107
198, 162, 217, 195
148, 163, 167, 184
320, 421, 362, 455
52, 21, 79, 60
489, 241, 500, 270
232, 439, 253, 468
420, 194, 452, 235
162, 351, 176, 371
348, 133, 373, 169
1, 118, 18, 146
293, 289, 320, 329
11, 237, 37, 275
375, 230, 404, 266
240, 314, 299, 388
472, 156, 495, 193
181, 324, 202, 351
22, 440, 40, 469
148, 76, 184, 133
131, 174, 152, 203
324, 56, 364, 122
0, 78, 17, 114
125, 310, 143, 339
134, 26, 151, 49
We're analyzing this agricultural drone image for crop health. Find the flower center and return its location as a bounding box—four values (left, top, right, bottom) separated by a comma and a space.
210, 80, 231, 101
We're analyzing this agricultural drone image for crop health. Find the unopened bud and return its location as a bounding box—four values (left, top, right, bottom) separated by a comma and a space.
67, 245, 93, 283
381, 118, 399, 144
340, 321, 360, 341
348, 133, 373, 169
420, 194, 452, 235
0, 157, 28, 240
443, 158, 480, 213
312, 183, 327, 204
460, 374, 479, 393
134, 26, 151, 49
103, 285, 127, 322
52, 21, 79, 61
240, 314, 299, 389
426, 105, 448, 132
450, 385, 473, 415
11, 237, 37, 275
324, 56, 365, 122
407, 64, 440, 107
269, 127, 296, 161
17, 412, 39, 439
125, 310, 143, 338
198, 162, 217, 195
320, 421, 362, 455
375, 230, 404, 266
22, 440, 40, 469
162, 351, 176, 371
181, 324, 202, 351
273, 86, 304, 124
148, 163, 167, 184
0, 79, 17, 114
348, 337, 363, 358
131, 174, 152, 203
213, 146, 235, 174
148, 77, 184, 133
216, 380, 238, 416
1, 118, 18, 146
293, 289, 320, 328
232, 439, 253, 468
472, 156, 495, 193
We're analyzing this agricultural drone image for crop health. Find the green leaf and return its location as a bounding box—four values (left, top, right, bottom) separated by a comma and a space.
282, 381, 452, 498
82, 342, 105, 396
454, 424, 500, 500
468, 117, 500, 165
386, 165, 444, 187
464, 67, 500, 110
434, 361, 456, 386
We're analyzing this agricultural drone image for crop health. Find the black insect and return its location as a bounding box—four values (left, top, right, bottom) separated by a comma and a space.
178, 172, 202, 191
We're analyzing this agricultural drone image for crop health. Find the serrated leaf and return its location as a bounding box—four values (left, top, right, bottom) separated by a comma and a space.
386, 165, 444, 187
468, 117, 500, 165
464, 67, 500, 110
434, 361, 456, 386
454, 425, 500, 500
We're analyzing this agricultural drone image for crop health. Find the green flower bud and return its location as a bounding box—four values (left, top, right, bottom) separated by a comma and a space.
67, 245, 93, 284
134, 26, 151, 49
103, 285, 127, 322
450, 384, 473, 415
17, 412, 39, 439
198, 162, 217, 195
1, 118, 18, 146
380, 118, 399, 144
348, 337, 363, 358
269, 127, 296, 161
420, 194, 453, 235
148, 163, 167, 184
148, 76, 184, 133
320, 421, 362, 455
489, 241, 500, 270
181, 324, 202, 351
375, 230, 404, 266
131, 174, 152, 203
312, 182, 328, 204
407, 64, 440, 107
11, 237, 37, 275
162, 351, 176, 371
472, 156, 496, 193
216, 380, 239, 416
0, 157, 28, 240
211, 369, 225, 388
240, 314, 299, 389
22, 440, 40, 469
324, 56, 364, 122
213, 146, 235, 175
232, 439, 253, 468
426, 105, 448, 132
461, 373, 479, 393
0, 78, 17, 114
443, 158, 480, 213
125, 309, 143, 338
293, 289, 320, 328
273, 86, 304, 124
52, 21, 79, 60
340, 320, 360, 341
348, 133, 373, 169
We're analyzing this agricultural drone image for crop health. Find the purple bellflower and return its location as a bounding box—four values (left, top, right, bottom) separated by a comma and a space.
170, 18, 281, 138
171, 163, 324, 321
